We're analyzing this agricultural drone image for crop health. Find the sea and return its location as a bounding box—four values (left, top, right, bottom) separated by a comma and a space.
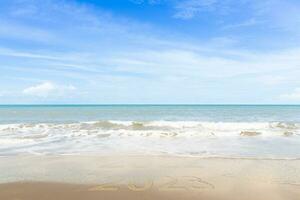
0, 105, 300, 158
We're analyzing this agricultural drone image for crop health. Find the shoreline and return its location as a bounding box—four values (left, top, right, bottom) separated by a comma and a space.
1, 153, 300, 160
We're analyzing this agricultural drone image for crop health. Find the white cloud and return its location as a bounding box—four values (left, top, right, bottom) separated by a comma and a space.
0, 20, 56, 43
0, 47, 60, 60
107, 47, 300, 79
23, 82, 76, 98
259, 75, 286, 86
280, 88, 300, 101
173, 0, 217, 19
253, 0, 300, 33
222, 18, 263, 30
1, 0, 300, 104
172, 0, 300, 35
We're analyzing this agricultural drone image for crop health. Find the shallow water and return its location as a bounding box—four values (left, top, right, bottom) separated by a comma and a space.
0, 105, 299, 158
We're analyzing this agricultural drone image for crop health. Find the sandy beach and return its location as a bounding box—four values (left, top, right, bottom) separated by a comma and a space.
0, 155, 299, 200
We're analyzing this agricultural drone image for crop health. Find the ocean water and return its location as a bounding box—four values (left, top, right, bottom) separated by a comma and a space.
0, 105, 300, 158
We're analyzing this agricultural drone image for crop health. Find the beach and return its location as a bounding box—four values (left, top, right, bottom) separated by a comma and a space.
0, 105, 300, 199
1, 0, 300, 198
0, 155, 300, 200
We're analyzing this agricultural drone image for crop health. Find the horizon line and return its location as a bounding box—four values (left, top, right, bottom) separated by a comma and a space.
0, 104, 300, 106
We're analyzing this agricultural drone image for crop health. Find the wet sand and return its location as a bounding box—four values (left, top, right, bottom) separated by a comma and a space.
0, 155, 299, 200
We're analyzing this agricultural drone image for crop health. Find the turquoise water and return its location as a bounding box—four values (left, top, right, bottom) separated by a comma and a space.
1, 105, 300, 123
0, 105, 300, 158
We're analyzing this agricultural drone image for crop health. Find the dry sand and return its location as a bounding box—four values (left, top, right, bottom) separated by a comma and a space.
0, 155, 299, 200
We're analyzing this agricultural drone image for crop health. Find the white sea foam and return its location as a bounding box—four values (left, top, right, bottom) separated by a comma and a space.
0, 121, 299, 141
0, 121, 299, 157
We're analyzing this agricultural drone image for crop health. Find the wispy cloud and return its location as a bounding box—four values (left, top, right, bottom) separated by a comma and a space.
0, 20, 56, 43
280, 88, 300, 101
171, 0, 300, 37
258, 75, 287, 86
252, 0, 300, 33
0, 91, 6, 97
173, 0, 217, 19
0, 47, 60, 60
0, 0, 300, 103
222, 18, 264, 30
23, 82, 76, 98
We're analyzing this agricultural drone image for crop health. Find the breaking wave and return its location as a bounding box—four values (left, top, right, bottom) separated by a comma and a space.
1, 121, 300, 157
1, 121, 300, 140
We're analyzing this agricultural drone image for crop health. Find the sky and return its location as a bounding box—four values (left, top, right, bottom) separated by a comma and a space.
0, 0, 300, 104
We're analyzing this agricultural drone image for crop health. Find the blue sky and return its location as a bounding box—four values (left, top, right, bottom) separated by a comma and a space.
1, 0, 300, 104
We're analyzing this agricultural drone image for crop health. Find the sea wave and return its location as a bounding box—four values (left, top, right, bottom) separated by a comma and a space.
0, 120, 300, 157
0, 121, 300, 140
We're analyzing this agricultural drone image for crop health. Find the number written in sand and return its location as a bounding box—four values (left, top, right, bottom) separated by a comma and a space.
89, 183, 119, 191
88, 176, 214, 192
158, 176, 214, 191
181, 176, 215, 190
158, 176, 187, 191
128, 180, 153, 191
